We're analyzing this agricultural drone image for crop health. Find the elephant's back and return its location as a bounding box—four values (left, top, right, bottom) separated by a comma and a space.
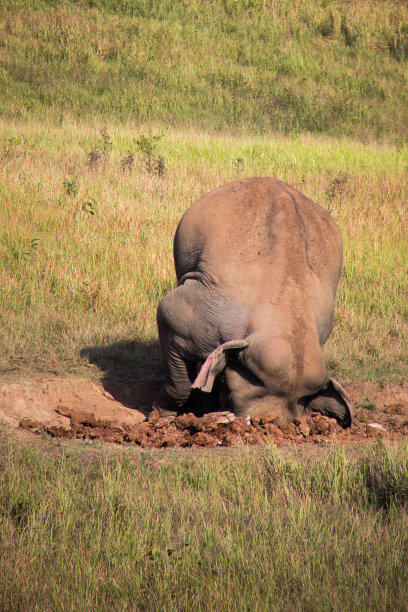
174, 177, 342, 297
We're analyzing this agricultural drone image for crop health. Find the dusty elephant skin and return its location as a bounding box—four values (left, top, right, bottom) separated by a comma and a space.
153, 177, 353, 427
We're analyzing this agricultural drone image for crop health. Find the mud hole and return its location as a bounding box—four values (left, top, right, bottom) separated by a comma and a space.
2, 378, 408, 448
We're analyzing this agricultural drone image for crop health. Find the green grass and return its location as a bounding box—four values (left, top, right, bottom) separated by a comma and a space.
1, 435, 408, 610
0, 120, 407, 383
0, 0, 407, 141
1, 3, 407, 609
1, 0, 407, 383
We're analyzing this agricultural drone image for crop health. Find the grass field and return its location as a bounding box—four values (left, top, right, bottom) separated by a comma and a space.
1, 1, 407, 381
1, 1, 408, 609
1, 435, 408, 610
1, 119, 407, 383
1, 0, 407, 141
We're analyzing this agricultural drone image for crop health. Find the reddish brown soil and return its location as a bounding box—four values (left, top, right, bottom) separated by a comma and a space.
4, 377, 407, 448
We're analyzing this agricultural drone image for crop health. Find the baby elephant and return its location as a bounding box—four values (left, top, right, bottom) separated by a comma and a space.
153, 177, 353, 427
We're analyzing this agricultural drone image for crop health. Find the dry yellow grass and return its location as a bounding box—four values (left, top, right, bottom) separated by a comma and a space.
2, 436, 408, 610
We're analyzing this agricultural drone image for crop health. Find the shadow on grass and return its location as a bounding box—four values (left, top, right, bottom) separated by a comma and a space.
80, 339, 163, 412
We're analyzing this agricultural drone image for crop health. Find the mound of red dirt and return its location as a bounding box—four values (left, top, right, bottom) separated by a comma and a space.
19, 404, 408, 448
4, 378, 408, 447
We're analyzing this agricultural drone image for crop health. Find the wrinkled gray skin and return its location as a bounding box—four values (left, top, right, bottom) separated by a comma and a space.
153, 177, 353, 426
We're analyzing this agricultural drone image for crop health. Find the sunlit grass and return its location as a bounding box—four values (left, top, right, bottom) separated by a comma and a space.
1, 435, 408, 610
1, 119, 407, 381
1, 0, 408, 141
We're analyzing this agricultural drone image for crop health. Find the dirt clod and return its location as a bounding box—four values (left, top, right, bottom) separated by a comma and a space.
175, 413, 200, 432
19, 418, 42, 430
294, 417, 311, 437
191, 432, 220, 447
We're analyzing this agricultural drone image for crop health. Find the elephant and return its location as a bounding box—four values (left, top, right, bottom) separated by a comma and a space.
153, 177, 353, 427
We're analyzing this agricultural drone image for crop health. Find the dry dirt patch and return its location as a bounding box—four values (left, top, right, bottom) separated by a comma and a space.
1, 378, 408, 448
0, 378, 146, 431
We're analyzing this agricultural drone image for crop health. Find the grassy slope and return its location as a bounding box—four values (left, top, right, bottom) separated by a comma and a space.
0, 120, 407, 382
0, 0, 407, 383
0, 0, 407, 141
1, 436, 408, 610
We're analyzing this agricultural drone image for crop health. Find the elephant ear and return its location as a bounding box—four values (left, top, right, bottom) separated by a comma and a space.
305, 377, 354, 427
192, 340, 249, 393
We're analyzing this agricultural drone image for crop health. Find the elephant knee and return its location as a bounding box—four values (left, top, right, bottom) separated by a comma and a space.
157, 293, 180, 342
157, 287, 195, 342
156, 294, 171, 330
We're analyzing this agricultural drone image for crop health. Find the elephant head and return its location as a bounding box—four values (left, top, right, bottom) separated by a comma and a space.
191, 339, 353, 426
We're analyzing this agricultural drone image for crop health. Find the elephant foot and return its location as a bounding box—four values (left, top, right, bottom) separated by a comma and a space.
152, 386, 213, 418
151, 387, 178, 418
